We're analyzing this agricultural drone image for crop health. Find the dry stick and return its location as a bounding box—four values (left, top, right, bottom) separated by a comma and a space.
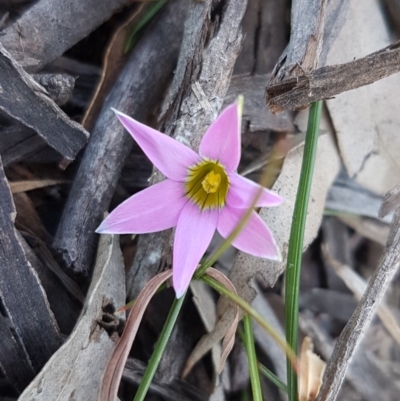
0, 44, 89, 162
0, 0, 138, 72
268, 0, 328, 83
316, 187, 400, 401
53, 0, 187, 277
267, 41, 400, 113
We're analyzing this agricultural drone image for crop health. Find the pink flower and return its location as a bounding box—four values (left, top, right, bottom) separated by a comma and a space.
97, 99, 284, 298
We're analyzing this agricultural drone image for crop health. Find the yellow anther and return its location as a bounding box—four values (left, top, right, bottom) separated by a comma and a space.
202, 171, 221, 193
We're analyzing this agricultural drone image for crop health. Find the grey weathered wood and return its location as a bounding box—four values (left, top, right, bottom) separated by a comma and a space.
234, 0, 287, 74
380, 183, 400, 219
0, 0, 137, 72
31, 73, 75, 106
0, 73, 75, 166
326, 170, 391, 223
0, 315, 36, 393
317, 191, 400, 401
269, 0, 327, 83
0, 156, 61, 375
0, 126, 58, 167
224, 74, 294, 133
53, 0, 187, 277
20, 232, 82, 334
0, 43, 89, 161
267, 41, 400, 113
19, 235, 125, 401
301, 312, 400, 401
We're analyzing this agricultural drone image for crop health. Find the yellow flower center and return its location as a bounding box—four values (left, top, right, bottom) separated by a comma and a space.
185, 160, 229, 210
202, 171, 221, 193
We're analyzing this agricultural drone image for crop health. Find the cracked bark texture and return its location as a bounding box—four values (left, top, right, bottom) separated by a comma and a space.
269, 0, 328, 83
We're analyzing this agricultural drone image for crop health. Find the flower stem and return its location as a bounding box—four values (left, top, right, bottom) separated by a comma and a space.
201, 274, 298, 371
285, 101, 322, 401
243, 315, 263, 401
133, 293, 185, 401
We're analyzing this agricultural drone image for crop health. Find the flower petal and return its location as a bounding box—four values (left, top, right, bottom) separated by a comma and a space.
227, 173, 284, 209
114, 109, 200, 181
96, 179, 187, 234
199, 101, 241, 171
217, 206, 281, 260
173, 203, 219, 298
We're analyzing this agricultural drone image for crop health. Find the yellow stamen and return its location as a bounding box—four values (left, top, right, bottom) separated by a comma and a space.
185, 160, 229, 210
202, 171, 221, 193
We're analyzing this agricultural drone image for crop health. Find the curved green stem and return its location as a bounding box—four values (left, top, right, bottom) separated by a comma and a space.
133, 294, 185, 401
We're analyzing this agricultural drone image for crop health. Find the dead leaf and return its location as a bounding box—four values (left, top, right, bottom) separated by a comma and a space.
298, 337, 326, 401
183, 268, 239, 378
18, 234, 125, 401
325, 0, 400, 195
100, 270, 172, 401
190, 280, 223, 386
9, 179, 66, 194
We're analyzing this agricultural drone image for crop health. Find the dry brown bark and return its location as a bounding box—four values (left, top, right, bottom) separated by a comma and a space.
267, 41, 400, 113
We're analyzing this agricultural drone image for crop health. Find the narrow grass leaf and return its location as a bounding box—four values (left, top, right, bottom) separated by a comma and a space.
243, 315, 263, 401
285, 101, 322, 401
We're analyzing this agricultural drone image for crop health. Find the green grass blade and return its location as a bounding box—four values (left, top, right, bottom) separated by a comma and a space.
243, 315, 263, 401
285, 101, 322, 401
125, 0, 167, 53
258, 363, 288, 393
133, 293, 185, 401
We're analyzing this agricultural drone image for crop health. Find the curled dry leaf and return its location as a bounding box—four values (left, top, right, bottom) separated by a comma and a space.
183, 268, 239, 378
325, 0, 400, 195
18, 234, 125, 401
100, 270, 173, 401
299, 337, 326, 401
